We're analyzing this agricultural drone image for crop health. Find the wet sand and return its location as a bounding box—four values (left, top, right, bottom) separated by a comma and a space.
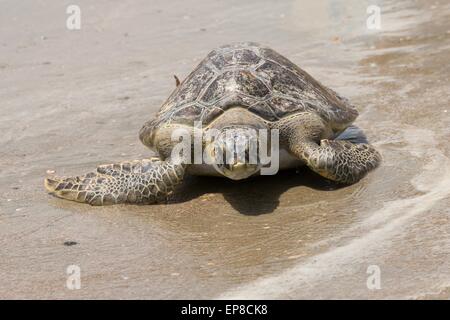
0, 0, 449, 299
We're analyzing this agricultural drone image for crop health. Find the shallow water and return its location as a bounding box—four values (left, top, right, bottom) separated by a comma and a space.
0, 0, 449, 299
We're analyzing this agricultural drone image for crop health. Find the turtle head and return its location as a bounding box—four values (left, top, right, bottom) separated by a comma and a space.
205, 126, 262, 180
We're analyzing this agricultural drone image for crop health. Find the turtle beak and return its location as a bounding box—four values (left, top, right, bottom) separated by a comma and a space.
232, 162, 246, 171
222, 162, 260, 180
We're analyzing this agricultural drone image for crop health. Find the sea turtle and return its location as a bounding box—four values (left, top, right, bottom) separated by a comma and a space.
45, 42, 381, 206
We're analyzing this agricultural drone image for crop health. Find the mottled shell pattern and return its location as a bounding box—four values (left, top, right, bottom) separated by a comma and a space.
145, 42, 357, 133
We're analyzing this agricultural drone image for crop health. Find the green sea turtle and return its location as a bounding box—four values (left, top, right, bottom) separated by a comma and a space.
45, 42, 381, 205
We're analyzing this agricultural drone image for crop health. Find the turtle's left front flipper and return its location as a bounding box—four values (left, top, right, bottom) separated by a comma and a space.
302, 139, 381, 184
276, 112, 381, 184
45, 158, 185, 205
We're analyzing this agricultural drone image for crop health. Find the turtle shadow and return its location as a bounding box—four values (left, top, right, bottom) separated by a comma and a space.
169, 167, 347, 215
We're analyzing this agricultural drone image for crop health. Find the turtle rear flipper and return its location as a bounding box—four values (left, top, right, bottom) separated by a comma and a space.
45, 158, 185, 206
335, 125, 368, 144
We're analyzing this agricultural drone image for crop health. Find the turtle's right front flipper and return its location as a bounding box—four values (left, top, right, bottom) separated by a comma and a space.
45, 158, 185, 205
